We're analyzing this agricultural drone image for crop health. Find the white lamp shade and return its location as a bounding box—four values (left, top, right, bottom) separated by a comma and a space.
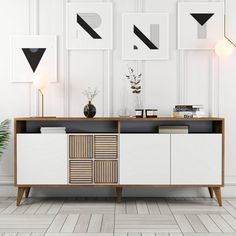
33, 74, 49, 91
215, 39, 234, 57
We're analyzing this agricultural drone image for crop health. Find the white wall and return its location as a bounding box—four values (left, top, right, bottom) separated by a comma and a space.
1, 0, 236, 197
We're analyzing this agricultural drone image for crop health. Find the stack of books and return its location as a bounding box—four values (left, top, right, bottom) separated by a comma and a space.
40, 127, 66, 134
173, 105, 205, 118
159, 125, 189, 134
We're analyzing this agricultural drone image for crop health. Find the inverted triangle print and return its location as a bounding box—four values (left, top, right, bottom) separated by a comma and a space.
190, 13, 214, 26
22, 48, 46, 73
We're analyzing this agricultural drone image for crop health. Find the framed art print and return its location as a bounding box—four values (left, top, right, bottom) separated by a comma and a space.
11, 35, 57, 83
122, 13, 169, 60
178, 2, 224, 49
66, 2, 113, 50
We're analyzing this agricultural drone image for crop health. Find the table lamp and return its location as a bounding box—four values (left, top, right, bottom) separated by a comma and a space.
33, 74, 49, 117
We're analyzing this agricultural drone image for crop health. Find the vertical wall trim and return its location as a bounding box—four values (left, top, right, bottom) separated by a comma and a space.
33, 0, 39, 117
29, 0, 39, 117
209, 52, 214, 116
208, 0, 220, 118
136, 0, 145, 108
63, 0, 69, 117
178, 0, 187, 105
178, 50, 186, 104
102, 0, 113, 117
209, 51, 220, 117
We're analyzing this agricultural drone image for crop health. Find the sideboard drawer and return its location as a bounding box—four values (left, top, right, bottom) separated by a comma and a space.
17, 134, 68, 185
120, 134, 170, 184
171, 134, 222, 185
69, 160, 93, 184
69, 135, 93, 159
94, 135, 118, 159
94, 160, 118, 183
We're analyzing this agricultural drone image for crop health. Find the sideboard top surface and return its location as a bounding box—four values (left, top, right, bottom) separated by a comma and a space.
14, 117, 224, 121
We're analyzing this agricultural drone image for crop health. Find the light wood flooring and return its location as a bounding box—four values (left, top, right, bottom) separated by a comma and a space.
0, 197, 236, 235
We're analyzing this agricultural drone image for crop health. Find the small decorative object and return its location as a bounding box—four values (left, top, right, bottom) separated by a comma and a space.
11, 35, 57, 82
135, 109, 144, 118
82, 87, 99, 118
125, 66, 142, 112
33, 74, 49, 117
178, 2, 224, 49
0, 119, 10, 159
122, 13, 169, 60
119, 108, 131, 117
66, 2, 113, 49
145, 109, 158, 118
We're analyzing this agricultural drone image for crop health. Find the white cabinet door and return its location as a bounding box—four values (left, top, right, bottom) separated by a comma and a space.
120, 134, 170, 184
17, 134, 68, 184
171, 134, 222, 185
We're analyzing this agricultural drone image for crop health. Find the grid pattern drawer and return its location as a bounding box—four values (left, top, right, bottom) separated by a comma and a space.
94, 135, 118, 159
69, 160, 93, 184
69, 135, 93, 158
94, 160, 118, 183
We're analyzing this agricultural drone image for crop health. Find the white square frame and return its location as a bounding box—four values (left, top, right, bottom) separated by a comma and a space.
66, 2, 113, 50
10, 35, 57, 83
122, 13, 169, 60
178, 2, 224, 50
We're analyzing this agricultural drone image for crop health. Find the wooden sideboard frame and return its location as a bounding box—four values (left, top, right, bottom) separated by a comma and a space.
14, 117, 225, 206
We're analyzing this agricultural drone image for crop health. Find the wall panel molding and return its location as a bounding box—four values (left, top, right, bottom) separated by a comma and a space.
209, 51, 220, 117
178, 50, 187, 104
63, 0, 69, 116
29, 0, 39, 117
102, 0, 113, 117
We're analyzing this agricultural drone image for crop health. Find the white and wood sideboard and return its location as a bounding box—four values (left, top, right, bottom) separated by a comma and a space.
14, 117, 224, 206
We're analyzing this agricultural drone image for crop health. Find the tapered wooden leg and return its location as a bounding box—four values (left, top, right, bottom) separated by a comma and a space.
208, 187, 214, 198
213, 187, 222, 206
116, 187, 123, 203
16, 187, 25, 206
25, 187, 31, 198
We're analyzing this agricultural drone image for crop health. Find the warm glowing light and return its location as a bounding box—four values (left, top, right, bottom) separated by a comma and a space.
215, 39, 234, 57
33, 74, 49, 92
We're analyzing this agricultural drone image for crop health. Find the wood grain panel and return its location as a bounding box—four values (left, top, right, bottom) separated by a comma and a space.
94, 160, 118, 183
69, 135, 93, 158
94, 135, 118, 159
69, 160, 93, 184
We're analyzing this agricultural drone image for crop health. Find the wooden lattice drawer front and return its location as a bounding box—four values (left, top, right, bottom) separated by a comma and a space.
94, 135, 118, 159
94, 160, 118, 183
69, 160, 93, 184
69, 135, 93, 158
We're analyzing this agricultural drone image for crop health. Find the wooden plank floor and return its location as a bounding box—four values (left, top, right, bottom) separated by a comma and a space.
0, 197, 236, 235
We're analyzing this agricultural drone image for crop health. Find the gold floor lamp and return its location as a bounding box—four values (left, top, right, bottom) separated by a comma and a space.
215, 0, 235, 56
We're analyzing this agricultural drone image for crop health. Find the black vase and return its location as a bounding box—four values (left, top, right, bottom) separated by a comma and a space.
84, 101, 96, 118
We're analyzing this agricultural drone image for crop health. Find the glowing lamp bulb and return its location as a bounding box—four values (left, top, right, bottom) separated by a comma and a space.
33, 74, 49, 92
215, 39, 234, 57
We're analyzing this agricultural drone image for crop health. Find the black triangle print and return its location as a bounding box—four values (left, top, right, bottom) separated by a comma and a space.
22, 48, 46, 73
190, 13, 214, 26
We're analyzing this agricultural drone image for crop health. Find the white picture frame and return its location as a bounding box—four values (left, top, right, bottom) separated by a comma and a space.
10, 35, 57, 83
122, 13, 169, 60
178, 2, 224, 50
66, 2, 113, 50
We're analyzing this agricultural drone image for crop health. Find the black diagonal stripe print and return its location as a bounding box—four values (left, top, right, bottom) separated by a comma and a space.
133, 25, 158, 50
77, 14, 102, 39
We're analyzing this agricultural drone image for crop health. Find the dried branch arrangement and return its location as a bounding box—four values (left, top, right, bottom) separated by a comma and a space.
126, 66, 142, 94
82, 87, 100, 102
